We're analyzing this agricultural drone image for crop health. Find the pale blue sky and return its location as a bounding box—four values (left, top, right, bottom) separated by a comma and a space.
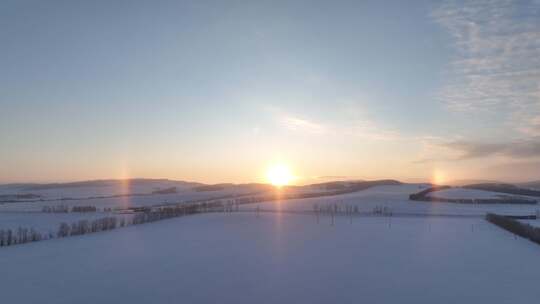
1, 0, 539, 183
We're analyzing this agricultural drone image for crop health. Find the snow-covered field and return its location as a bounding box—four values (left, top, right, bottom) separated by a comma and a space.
246, 184, 540, 216
2, 183, 539, 234
1, 212, 539, 304
0, 180, 327, 212
426, 187, 509, 199
1, 184, 540, 303
0, 184, 267, 212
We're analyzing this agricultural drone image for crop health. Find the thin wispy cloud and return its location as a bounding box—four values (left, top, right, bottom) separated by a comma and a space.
416, 137, 540, 163
483, 160, 540, 181
342, 119, 401, 141
432, 0, 540, 134
277, 112, 400, 141
280, 115, 327, 134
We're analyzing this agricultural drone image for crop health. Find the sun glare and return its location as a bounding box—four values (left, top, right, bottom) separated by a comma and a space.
431, 169, 447, 186
266, 164, 295, 187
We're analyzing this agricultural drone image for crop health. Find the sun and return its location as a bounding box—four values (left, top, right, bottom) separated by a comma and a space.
431, 169, 447, 186
266, 164, 295, 187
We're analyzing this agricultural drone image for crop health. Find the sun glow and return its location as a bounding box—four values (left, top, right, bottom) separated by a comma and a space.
431, 169, 447, 186
266, 164, 295, 187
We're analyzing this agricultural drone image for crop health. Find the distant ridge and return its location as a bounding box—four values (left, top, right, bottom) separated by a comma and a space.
192, 183, 272, 192
446, 179, 503, 186
308, 179, 402, 191
1, 178, 204, 191
519, 181, 540, 190
1, 178, 406, 190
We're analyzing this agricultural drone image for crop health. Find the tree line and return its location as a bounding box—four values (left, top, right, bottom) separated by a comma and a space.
42, 205, 98, 213
58, 203, 228, 238
314, 203, 360, 215
42, 205, 70, 213
0, 227, 52, 247
2, 201, 232, 248
71, 206, 97, 212
486, 213, 540, 245
313, 203, 392, 216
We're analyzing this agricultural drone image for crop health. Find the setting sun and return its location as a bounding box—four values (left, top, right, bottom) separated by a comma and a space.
266, 164, 295, 186
431, 169, 447, 186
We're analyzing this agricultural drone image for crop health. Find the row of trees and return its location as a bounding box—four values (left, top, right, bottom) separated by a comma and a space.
486, 213, 540, 245
313, 203, 361, 215
57, 203, 224, 239
2, 199, 246, 248
57, 217, 122, 237
313, 203, 393, 215
42, 205, 70, 213
42, 205, 99, 213
71, 206, 97, 212
373, 206, 393, 215
156, 199, 241, 213
408, 186, 451, 200
0, 227, 52, 247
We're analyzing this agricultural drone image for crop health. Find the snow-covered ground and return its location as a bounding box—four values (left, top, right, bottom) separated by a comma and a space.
1, 212, 539, 304
426, 187, 509, 199
0, 180, 332, 212
1, 184, 538, 234
1, 184, 540, 303
0, 186, 259, 212
245, 184, 540, 216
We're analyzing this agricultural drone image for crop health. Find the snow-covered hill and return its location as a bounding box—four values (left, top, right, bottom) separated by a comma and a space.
0, 179, 202, 200
426, 188, 513, 199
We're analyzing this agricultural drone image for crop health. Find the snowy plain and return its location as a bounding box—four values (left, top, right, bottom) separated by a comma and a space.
1, 183, 539, 234
1, 212, 539, 304
1, 183, 540, 303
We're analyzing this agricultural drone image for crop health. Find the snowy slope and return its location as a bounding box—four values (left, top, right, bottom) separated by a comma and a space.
426, 188, 508, 199
0, 212, 539, 304
245, 184, 540, 216
0, 179, 201, 199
